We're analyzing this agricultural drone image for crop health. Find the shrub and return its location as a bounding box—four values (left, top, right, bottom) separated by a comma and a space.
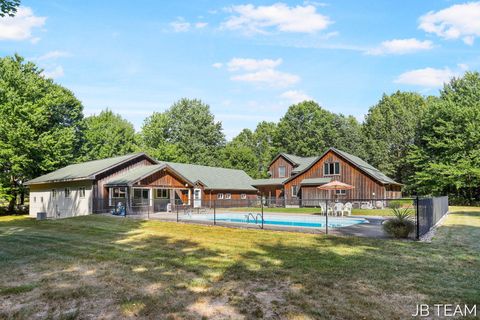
383, 208, 415, 238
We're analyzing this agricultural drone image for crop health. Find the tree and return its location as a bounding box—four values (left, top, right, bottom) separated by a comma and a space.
332, 114, 367, 159
362, 91, 426, 183
407, 72, 480, 204
274, 101, 337, 156
0, 55, 83, 211
139, 112, 185, 162
79, 110, 138, 161
222, 130, 259, 178
140, 99, 225, 166
0, 0, 20, 17
252, 121, 278, 176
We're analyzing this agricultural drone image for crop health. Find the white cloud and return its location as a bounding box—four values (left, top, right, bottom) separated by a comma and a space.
280, 90, 313, 103
231, 68, 300, 87
195, 22, 208, 29
419, 2, 480, 45
0, 7, 46, 41
226, 58, 282, 71
394, 67, 458, 88
42, 66, 64, 79
220, 57, 300, 87
212, 62, 223, 68
223, 3, 332, 34
366, 38, 434, 55
35, 50, 70, 61
170, 18, 190, 32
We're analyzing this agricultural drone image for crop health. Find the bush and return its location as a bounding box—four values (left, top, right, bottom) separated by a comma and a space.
383, 208, 415, 238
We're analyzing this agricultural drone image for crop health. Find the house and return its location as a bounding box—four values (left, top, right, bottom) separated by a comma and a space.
25, 153, 258, 218
252, 147, 402, 203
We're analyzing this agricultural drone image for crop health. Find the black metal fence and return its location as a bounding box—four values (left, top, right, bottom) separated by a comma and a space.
415, 196, 449, 238
92, 196, 449, 239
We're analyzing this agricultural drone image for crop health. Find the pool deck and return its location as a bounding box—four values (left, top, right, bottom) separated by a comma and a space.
106, 211, 390, 239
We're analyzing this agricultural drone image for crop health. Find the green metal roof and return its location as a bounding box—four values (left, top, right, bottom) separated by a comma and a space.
330, 148, 401, 185
104, 165, 169, 186
25, 153, 149, 185
300, 177, 331, 186
275, 153, 319, 173
106, 161, 257, 191
162, 162, 257, 191
251, 178, 287, 186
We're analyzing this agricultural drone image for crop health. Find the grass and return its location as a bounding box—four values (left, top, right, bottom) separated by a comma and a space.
0, 209, 479, 319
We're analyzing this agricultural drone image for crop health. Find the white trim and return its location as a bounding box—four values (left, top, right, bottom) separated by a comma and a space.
225, 193, 232, 200
217, 193, 224, 200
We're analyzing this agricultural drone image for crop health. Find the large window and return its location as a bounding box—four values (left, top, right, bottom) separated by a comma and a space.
156, 189, 169, 199
112, 187, 126, 198
324, 162, 340, 175
291, 185, 298, 197
335, 189, 346, 195
278, 166, 286, 178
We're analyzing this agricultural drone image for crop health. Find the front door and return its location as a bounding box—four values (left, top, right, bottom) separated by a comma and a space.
193, 188, 202, 208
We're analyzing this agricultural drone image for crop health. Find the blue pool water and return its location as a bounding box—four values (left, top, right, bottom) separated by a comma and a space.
192, 213, 367, 229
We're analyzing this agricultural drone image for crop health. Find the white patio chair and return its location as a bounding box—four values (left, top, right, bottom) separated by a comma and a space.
343, 202, 353, 216
334, 203, 344, 216
375, 201, 384, 209
361, 201, 373, 210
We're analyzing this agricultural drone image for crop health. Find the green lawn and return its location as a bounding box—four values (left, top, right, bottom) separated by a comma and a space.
0, 209, 479, 319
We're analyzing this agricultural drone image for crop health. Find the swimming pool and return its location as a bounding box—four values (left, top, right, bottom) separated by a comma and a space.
189, 213, 368, 229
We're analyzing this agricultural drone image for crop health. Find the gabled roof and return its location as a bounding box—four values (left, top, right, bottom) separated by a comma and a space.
283, 147, 401, 186
161, 162, 257, 191
269, 153, 319, 173
251, 178, 288, 186
25, 153, 155, 185
104, 164, 194, 187
330, 148, 400, 185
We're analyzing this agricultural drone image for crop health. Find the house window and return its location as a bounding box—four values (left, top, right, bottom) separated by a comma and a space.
324, 162, 340, 175
241, 193, 247, 200
225, 193, 232, 200
52, 189, 57, 199
40, 196, 43, 203
335, 190, 346, 195
64, 188, 71, 198
33, 197, 36, 203
291, 185, 298, 197
217, 193, 224, 200
278, 166, 286, 178
156, 189, 169, 198
79, 187, 86, 198
112, 187, 126, 198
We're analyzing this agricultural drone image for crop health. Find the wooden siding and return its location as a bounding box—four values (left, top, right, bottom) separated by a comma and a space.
284, 150, 391, 200
136, 168, 189, 188
255, 185, 284, 199
94, 155, 156, 200
269, 156, 295, 178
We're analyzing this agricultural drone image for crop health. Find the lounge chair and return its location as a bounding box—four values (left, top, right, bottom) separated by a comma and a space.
343, 202, 353, 216
334, 202, 344, 216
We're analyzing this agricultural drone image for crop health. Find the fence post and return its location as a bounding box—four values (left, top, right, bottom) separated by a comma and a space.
176, 204, 179, 222
325, 199, 329, 235
261, 197, 264, 229
213, 199, 216, 225
415, 195, 420, 240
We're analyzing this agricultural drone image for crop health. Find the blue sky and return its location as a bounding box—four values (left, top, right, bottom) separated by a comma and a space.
1, 1, 480, 138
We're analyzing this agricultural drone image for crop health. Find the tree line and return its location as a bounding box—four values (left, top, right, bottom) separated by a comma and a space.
1, 55, 480, 211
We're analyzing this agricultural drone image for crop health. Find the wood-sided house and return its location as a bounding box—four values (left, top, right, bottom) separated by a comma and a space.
25, 153, 258, 218
253, 147, 402, 202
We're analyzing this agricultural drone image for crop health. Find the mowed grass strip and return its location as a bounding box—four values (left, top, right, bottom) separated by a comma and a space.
0, 209, 478, 319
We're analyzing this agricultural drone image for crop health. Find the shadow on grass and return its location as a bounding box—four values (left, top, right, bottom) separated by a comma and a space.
0, 213, 479, 319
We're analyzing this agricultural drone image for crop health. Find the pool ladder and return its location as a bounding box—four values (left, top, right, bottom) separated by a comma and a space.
245, 213, 263, 225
